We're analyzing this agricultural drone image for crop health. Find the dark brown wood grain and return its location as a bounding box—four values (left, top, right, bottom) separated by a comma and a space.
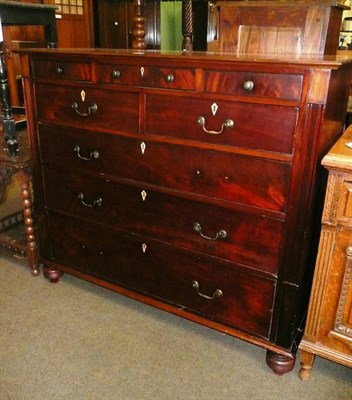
18, 46, 352, 375
48, 213, 275, 339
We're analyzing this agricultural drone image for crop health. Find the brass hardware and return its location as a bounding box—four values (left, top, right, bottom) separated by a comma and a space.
193, 222, 227, 241
243, 80, 254, 91
55, 66, 63, 75
164, 74, 174, 83
111, 69, 121, 78
71, 101, 98, 117
192, 280, 223, 300
73, 145, 99, 161
77, 192, 102, 208
196, 116, 234, 135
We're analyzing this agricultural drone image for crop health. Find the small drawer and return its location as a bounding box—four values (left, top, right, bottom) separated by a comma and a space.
95, 63, 195, 90
204, 70, 303, 101
38, 125, 291, 213
47, 214, 275, 338
35, 83, 139, 133
32, 58, 91, 81
146, 94, 298, 154
43, 165, 284, 274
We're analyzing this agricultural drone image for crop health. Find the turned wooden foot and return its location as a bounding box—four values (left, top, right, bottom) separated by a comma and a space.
43, 265, 63, 283
266, 350, 296, 375
299, 350, 315, 381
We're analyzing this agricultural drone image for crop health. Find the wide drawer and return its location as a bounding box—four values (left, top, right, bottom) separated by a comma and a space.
95, 63, 195, 90
38, 124, 291, 212
204, 70, 303, 101
46, 214, 275, 338
43, 165, 284, 274
145, 94, 298, 154
35, 83, 139, 133
32, 58, 91, 81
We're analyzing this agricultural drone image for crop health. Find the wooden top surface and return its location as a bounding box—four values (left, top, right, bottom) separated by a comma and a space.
17, 48, 352, 69
322, 125, 352, 172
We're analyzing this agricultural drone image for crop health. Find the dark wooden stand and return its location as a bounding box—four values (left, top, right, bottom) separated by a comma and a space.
0, 1, 57, 274
0, 129, 39, 276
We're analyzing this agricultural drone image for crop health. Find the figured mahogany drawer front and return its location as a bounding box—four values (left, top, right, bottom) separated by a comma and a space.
43, 165, 283, 273
146, 95, 297, 154
38, 125, 290, 212
48, 214, 275, 338
204, 71, 303, 101
95, 63, 195, 90
35, 84, 139, 133
32, 59, 91, 81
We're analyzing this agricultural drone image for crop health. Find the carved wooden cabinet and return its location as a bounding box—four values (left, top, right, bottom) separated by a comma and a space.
299, 127, 352, 380
19, 48, 352, 374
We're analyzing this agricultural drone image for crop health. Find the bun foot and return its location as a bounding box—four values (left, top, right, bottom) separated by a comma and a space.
266, 350, 295, 375
43, 266, 63, 283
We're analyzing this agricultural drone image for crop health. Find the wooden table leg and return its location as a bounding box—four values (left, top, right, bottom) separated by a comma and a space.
19, 168, 39, 276
299, 349, 315, 381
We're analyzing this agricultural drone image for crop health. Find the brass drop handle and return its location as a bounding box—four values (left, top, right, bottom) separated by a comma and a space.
243, 80, 254, 91
55, 66, 63, 75
73, 145, 99, 161
111, 69, 121, 78
71, 101, 98, 117
192, 281, 223, 300
193, 222, 227, 241
77, 192, 102, 208
196, 116, 234, 135
164, 74, 174, 83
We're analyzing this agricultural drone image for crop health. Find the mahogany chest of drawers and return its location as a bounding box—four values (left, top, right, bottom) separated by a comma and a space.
19, 49, 352, 374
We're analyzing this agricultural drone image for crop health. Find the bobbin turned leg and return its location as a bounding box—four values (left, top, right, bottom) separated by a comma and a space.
19, 169, 39, 276
266, 350, 296, 375
131, 0, 146, 49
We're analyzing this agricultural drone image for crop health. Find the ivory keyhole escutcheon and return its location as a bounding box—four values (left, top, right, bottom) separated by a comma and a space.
140, 142, 146, 154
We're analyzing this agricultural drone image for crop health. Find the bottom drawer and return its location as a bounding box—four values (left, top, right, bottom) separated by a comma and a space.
46, 214, 275, 338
